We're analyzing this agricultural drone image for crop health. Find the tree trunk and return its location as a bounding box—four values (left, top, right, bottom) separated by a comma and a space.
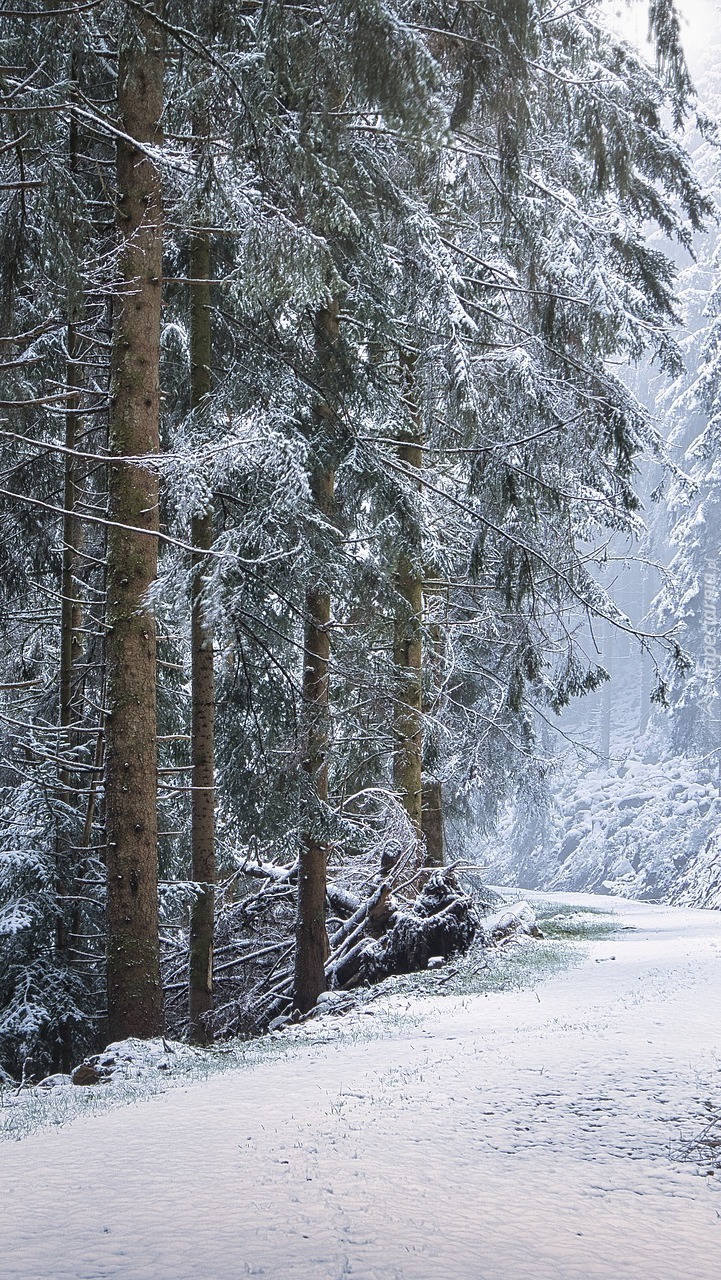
422, 779, 445, 866
105, 5, 164, 1043
188, 212, 216, 1045
294, 574, 332, 1014
393, 351, 423, 847
421, 621, 445, 867
600, 625, 613, 766
53, 316, 84, 1072
293, 303, 339, 1015
59, 321, 83, 759
53, 48, 84, 1072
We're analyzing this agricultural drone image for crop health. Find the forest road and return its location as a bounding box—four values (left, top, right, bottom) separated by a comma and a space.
2, 891, 721, 1280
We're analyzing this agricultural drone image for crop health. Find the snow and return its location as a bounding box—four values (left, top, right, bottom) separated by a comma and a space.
2, 892, 721, 1279
486, 750, 721, 908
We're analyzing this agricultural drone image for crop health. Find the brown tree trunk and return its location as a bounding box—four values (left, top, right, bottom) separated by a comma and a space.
293, 303, 339, 1015
53, 320, 84, 1073
393, 351, 423, 848
53, 50, 84, 1071
105, 4, 164, 1043
421, 779, 445, 867
59, 320, 83, 760
188, 211, 216, 1045
421, 622, 445, 867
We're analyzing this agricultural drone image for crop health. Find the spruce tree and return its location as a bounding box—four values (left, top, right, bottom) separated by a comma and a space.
187, 101, 216, 1044
293, 304, 339, 1014
105, 1, 165, 1041
0, 1, 116, 1073
392, 351, 425, 853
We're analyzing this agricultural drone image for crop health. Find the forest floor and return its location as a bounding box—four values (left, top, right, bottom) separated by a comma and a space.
2, 891, 721, 1280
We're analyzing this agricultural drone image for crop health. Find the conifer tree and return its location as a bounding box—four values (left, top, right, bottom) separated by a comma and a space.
105, 0, 165, 1041
393, 350, 424, 852
650, 47, 721, 755
0, 1, 116, 1073
187, 101, 216, 1043
293, 303, 339, 1014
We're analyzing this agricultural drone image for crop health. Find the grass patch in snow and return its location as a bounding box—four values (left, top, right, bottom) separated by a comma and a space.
465, 938, 576, 998
430, 900, 620, 999
532, 903, 619, 942
373, 937, 576, 1003
348, 901, 619, 1006
1, 901, 619, 1142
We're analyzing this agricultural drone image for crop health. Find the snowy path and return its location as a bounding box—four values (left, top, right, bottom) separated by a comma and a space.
3, 892, 721, 1280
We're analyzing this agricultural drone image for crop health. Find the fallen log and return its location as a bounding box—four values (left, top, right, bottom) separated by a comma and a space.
239, 858, 361, 919
327, 869, 479, 989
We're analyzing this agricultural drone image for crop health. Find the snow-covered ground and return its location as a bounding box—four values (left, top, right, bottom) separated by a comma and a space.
2, 892, 721, 1280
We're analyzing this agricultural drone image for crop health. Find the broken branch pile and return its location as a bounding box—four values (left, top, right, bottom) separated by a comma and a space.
161, 861, 542, 1041
327, 869, 479, 988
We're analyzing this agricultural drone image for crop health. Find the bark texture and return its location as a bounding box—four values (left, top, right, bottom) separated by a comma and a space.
188, 219, 216, 1044
393, 352, 423, 844
53, 54, 84, 1072
59, 319, 83, 758
421, 622, 445, 867
105, 7, 164, 1042
421, 779, 445, 867
293, 303, 339, 1015
54, 316, 84, 1071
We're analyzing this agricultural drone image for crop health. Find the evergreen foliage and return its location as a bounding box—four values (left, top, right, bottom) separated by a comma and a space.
652, 46, 721, 754
0, 0, 711, 1073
